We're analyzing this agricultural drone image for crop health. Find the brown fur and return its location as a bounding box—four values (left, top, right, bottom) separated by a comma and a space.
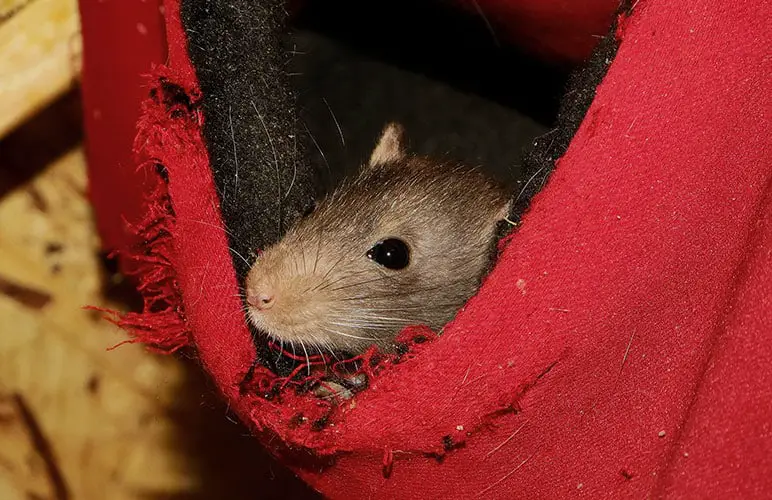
245, 123, 510, 354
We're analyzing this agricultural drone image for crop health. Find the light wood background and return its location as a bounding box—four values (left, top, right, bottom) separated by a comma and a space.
0, 1, 315, 498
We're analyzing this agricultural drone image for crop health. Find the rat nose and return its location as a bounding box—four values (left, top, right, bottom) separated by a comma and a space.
247, 285, 276, 310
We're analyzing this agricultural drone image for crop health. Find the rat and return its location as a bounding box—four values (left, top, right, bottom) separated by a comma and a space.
245, 122, 511, 356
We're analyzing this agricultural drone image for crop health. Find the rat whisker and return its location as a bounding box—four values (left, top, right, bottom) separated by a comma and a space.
275, 339, 285, 365
229, 246, 251, 267
321, 328, 379, 342
309, 335, 328, 371
252, 101, 282, 235
284, 160, 297, 199
228, 105, 239, 200
329, 294, 427, 303
301, 121, 333, 189
342, 311, 418, 321
300, 241, 309, 275
322, 97, 345, 148
327, 283, 452, 302
312, 230, 323, 274
330, 323, 407, 332
336, 324, 413, 332
219, 304, 251, 322
325, 343, 341, 361
299, 340, 311, 376
329, 321, 392, 330
326, 275, 395, 293
335, 314, 413, 323
469, 0, 500, 47
358, 304, 457, 311
344, 315, 416, 325
312, 268, 372, 292
515, 166, 546, 203
314, 252, 348, 291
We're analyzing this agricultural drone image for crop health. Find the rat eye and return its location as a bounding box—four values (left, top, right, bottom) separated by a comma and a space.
367, 238, 410, 270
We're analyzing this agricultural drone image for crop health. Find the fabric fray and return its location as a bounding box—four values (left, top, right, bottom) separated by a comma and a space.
87, 90, 192, 354
97, 180, 190, 353
94, 66, 209, 353
236, 326, 440, 456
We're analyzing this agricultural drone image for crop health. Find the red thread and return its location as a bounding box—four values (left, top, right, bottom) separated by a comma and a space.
382, 448, 394, 478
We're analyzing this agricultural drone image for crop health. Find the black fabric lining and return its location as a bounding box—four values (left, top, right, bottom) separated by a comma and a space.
180, 0, 319, 280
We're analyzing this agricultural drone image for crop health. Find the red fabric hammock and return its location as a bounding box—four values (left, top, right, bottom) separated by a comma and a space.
80, 0, 772, 498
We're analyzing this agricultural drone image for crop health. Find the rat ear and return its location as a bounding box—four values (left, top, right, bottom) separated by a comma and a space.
368, 122, 406, 167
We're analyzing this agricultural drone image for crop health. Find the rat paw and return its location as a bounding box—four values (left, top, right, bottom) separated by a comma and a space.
313, 373, 368, 401
313, 381, 354, 400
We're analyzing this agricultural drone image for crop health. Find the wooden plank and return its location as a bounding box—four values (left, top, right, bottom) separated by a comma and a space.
0, 392, 65, 500
0, 4, 315, 492
0, 145, 197, 499
0, 1, 32, 19
0, 0, 81, 139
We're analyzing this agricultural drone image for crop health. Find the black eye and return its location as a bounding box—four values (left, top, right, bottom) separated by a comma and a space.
366, 238, 410, 270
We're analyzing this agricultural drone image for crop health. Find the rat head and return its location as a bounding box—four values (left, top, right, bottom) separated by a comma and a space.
245, 122, 511, 354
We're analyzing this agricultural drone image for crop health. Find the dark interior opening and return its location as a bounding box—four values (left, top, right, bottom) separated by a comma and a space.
287, 0, 571, 193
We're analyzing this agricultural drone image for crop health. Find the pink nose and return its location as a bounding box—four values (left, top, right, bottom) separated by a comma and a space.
247, 287, 275, 310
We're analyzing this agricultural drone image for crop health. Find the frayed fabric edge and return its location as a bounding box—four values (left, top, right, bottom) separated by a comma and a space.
89, 69, 194, 355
